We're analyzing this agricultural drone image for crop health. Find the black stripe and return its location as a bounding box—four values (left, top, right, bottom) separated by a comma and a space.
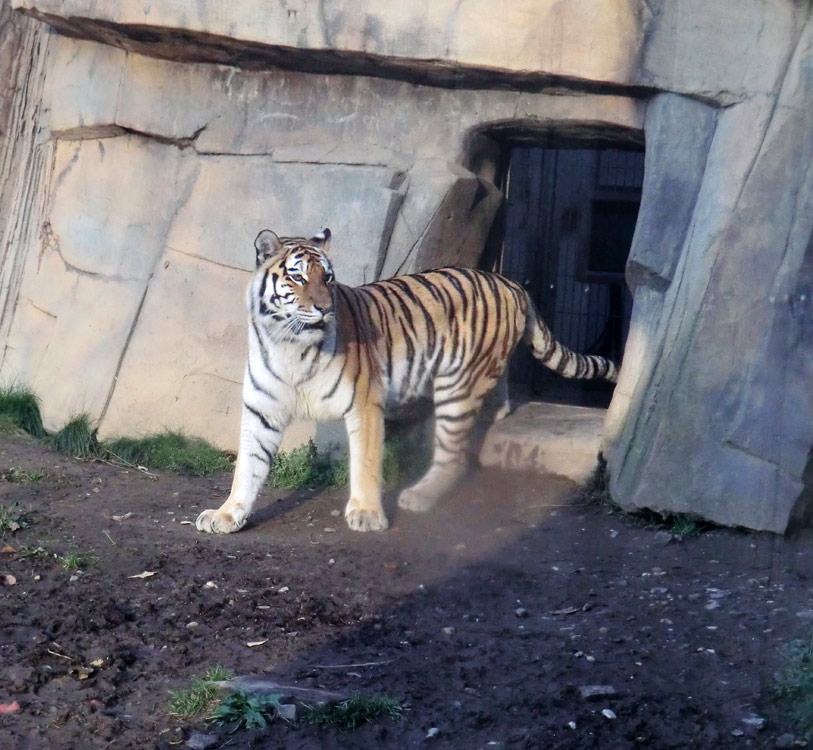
391, 277, 437, 354
244, 402, 280, 433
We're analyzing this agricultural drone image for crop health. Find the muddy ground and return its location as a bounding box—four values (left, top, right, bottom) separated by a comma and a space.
0, 430, 811, 749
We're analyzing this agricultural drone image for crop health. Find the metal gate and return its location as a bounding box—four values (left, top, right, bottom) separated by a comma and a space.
499, 146, 643, 404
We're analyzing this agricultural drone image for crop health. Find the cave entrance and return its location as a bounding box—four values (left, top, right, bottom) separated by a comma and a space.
496, 144, 644, 407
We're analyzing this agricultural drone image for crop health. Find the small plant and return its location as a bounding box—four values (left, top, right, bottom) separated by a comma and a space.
300, 694, 403, 730
212, 690, 282, 730
51, 415, 99, 458
669, 514, 705, 539
775, 633, 813, 740
269, 434, 414, 491
2, 467, 46, 483
104, 432, 233, 477
58, 551, 84, 571
19, 545, 49, 560
167, 665, 232, 718
0, 385, 45, 438
0, 503, 32, 534
269, 441, 337, 489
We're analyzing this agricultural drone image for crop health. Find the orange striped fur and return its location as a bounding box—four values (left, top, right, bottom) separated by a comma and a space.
196, 229, 617, 534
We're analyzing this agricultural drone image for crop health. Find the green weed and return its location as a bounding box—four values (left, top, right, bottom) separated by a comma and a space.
0, 385, 45, 438
212, 691, 282, 730
51, 415, 99, 458
668, 514, 706, 539
167, 666, 232, 718
2, 467, 46, 483
269, 432, 419, 491
104, 432, 233, 477
0, 503, 32, 534
775, 633, 813, 740
58, 551, 84, 571
269, 441, 340, 489
300, 694, 403, 730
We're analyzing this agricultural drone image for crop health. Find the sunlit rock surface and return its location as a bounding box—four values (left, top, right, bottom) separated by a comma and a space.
0, 0, 810, 531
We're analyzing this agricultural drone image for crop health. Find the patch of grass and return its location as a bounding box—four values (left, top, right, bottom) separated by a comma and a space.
0, 503, 32, 534
270, 441, 342, 489
0, 385, 45, 438
269, 432, 419, 491
300, 694, 403, 730
668, 514, 706, 539
212, 691, 282, 730
104, 432, 233, 477
2, 467, 46, 483
775, 633, 813, 740
50, 415, 99, 458
167, 666, 232, 718
57, 551, 84, 571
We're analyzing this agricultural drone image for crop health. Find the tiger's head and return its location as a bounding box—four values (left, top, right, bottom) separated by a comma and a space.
249, 228, 336, 343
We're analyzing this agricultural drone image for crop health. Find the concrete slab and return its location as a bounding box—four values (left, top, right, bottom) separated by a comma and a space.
479, 401, 607, 484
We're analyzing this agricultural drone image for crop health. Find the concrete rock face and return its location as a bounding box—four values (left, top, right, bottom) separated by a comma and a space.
0, 0, 811, 532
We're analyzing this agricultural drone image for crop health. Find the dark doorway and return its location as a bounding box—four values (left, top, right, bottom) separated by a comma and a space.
499, 145, 644, 406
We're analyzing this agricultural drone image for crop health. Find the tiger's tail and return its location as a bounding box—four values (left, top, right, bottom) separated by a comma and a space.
523, 297, 619, 383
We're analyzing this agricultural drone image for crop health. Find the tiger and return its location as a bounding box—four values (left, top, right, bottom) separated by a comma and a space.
195, 228, 618, 535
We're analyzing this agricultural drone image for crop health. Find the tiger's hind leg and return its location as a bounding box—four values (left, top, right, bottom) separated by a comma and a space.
397, 390, 484, 513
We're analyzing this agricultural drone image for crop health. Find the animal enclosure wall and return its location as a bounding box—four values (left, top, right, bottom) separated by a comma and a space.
0, 0, 811, 533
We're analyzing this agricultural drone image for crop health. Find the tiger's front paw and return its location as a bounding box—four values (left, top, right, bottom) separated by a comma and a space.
397, 486, 438, 513
195, 508, 245, 534
344, 498, 389, 532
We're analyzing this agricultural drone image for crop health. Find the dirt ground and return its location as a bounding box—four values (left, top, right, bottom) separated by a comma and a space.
1, 431, 811, 750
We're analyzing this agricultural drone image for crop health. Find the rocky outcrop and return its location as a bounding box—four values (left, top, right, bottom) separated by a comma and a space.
605, 15, 813, 532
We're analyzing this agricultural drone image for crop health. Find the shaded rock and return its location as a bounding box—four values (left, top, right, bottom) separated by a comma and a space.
186, 732, 218, 750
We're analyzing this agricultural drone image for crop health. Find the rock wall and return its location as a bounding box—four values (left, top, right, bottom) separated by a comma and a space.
0, 12, 642, 449
605, 14, 813, 532
0, 0, 810, 531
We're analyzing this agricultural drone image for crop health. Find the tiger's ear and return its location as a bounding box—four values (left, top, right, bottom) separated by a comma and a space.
254, 229, 283, 266
310, 228, 331, 253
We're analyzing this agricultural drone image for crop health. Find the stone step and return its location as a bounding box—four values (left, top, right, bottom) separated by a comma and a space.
479, 401, 607, 484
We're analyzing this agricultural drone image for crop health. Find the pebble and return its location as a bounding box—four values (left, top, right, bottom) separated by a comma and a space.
775, 733, 796, 748
653, 531, 674, 545
601, 708, 616, 720
186, 732, 218, 750
515, 607, 529, 618
185, 621, 199, 629
277, 703, 297, 722
579, 685, 617, 700
426, 727, 440, 739
705, 600, 721, 610
277, 586, 290, 594
330, 509, 341, 517
441, 626, 455, 635
742, 714, 766, 730
203, 581, 218, 590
